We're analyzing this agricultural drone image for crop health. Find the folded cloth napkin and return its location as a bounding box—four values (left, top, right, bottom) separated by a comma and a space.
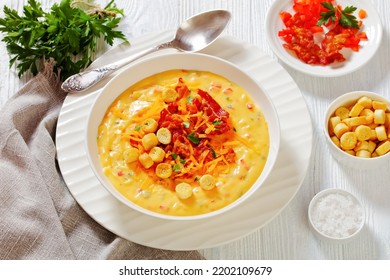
0, 65, 204, 260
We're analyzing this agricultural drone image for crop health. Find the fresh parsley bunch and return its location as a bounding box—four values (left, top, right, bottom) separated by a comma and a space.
0, 0, 128, 80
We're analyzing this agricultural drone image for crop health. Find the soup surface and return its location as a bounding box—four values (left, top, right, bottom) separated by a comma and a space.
97, 69, 269, 216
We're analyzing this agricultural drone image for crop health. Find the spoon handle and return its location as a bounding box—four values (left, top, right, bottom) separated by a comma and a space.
61, 41, 174, 93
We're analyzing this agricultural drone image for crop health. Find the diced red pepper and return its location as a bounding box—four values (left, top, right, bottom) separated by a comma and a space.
358, 9, 367, 19
278, 0, 368, 65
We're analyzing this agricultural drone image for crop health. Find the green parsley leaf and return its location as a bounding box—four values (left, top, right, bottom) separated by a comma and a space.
317, 2, 360, 29
0, 0, 128, 80
317, 2, 336, 26
210, 148, 217, 159
134, 125, 142, 131
186, 95, 194, 104
171, 152, 186, 164
187, 132, 200, 145
212, 120, 223, 126
339, 6, 359, 29
182, 121, 190, 128
321, 1, 335, 11
173, 164, 181, 172
343, 6, 358, 14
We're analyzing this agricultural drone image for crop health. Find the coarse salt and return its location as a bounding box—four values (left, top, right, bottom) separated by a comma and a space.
310, 191, 363, 239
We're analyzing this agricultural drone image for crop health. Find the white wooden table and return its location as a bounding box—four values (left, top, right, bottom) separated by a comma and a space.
1, 0, 389, 260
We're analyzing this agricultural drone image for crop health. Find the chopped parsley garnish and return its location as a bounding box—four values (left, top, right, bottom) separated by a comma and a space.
182, 121, 190, 128
173, 164, 181, 172
211, 148, 217, 159
186, 95, 194, 104
187, 132, 200, 144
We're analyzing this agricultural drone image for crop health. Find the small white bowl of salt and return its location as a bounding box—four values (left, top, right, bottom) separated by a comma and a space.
308, 188, 364, 242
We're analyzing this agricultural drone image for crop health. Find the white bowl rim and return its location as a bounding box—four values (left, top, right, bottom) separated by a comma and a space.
324, 90, 390, 162
308, 188, 365, 241
84, 52, 281, 221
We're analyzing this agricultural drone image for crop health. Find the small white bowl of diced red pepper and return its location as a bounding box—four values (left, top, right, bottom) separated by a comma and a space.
324, 91, 390, 169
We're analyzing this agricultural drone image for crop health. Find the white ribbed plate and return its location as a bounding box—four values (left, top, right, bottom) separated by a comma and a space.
56, 31, 313, 250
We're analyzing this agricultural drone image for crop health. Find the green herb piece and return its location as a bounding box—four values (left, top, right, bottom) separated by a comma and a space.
317, 2, 337, 26
182, 121, 190, 128
187, 132, 200, 145
173, 164, 181, 172
172, 152, 185, 164
0, 0, 128, 80
134, 125, 142, 131
317, 2, 359, 29
339, 6, 359, 29
212, 120, 223, 126
210, 148, 217, 159
186, 95, 194, 104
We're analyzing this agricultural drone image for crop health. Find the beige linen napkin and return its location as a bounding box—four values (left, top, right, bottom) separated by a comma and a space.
0, 65, 204, 260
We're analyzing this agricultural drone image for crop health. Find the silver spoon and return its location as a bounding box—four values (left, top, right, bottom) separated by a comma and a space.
61, 10, 231, 93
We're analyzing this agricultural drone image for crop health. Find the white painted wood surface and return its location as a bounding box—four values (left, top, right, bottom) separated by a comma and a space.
1, 0, 389, 260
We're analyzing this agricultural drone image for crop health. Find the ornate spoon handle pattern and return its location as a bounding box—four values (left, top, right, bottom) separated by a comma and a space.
61, 43, 170, 92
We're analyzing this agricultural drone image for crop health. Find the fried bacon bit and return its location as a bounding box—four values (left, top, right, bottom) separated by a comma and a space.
175, 77, 190, 99
197, 89, 229, 118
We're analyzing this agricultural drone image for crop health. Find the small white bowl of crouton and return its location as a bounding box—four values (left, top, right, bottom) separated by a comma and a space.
324, 91, 390, 169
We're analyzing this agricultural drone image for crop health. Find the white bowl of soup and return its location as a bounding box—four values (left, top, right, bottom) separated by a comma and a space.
86, 53, 280, 220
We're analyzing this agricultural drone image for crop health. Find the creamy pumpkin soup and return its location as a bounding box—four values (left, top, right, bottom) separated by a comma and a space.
97, 69, 269, 216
